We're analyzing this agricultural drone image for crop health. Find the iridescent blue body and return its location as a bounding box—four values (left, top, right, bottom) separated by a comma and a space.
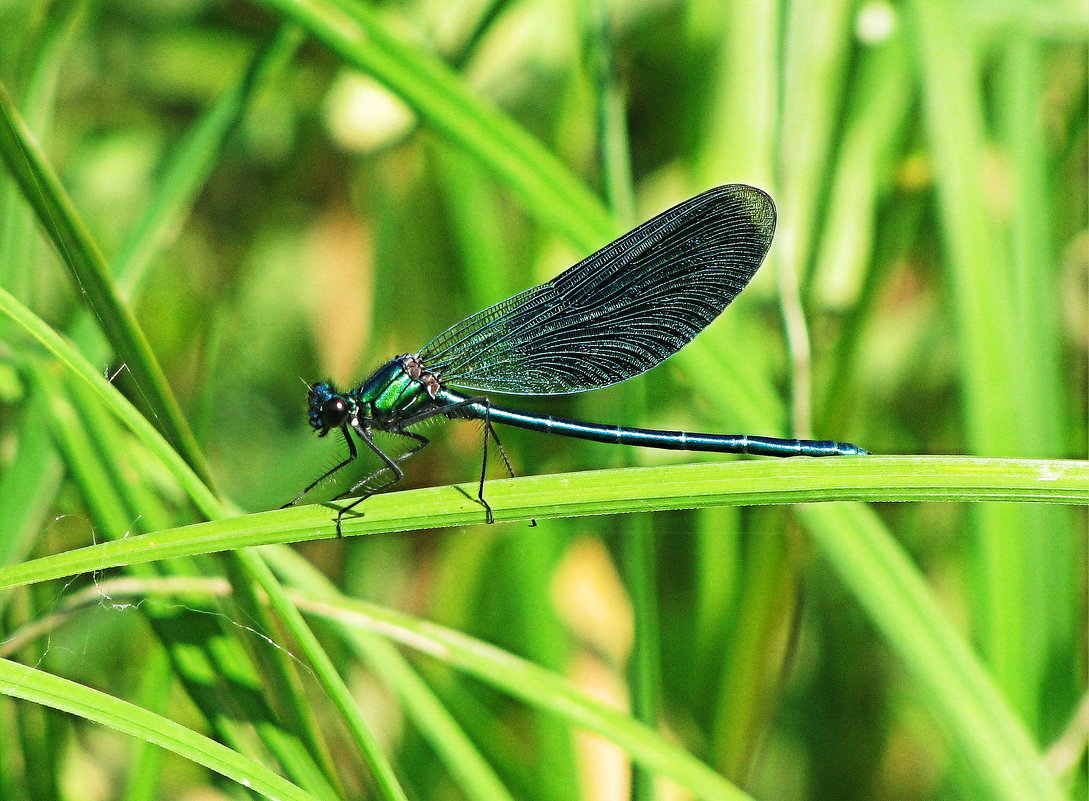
288, 186, 867, 530
308, 355, 866, 457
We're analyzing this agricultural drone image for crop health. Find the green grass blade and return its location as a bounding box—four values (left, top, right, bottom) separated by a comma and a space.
4, 36, 362, 790
3, 568, 746, 800
996, 29, 1081, 735
219, 552, 352, 800
12, 680, 63, 801
0, 406, 63, 572
0, 285, 220, 518
234, 549, 409, 801
348, 633, 518, 801
690, 0, 777, 185
775, 0, 855, 438
119, 649, 172, 801
27, 361, 136, 537
3, 285, 416, 797
904, 0, 1017, 452
799, 503, 1067, 801
142, 600, 343, 800
0, 658, 322, 801
0, 3, 81, 590
778, 0, 855, 280
109, 25, 303, 296
708, 512, 795, 781
905, 0, 1075, 729
23, 366, 344, 800
811, 31, 911, 310
0, 83, 212, 487
1, 20, 299, 569
249, 0, 616, 251
14, 564, 521, 801
0, 0, 82, 299
291, 591, 752, 801
267, 545, 519, 801
0, 456, 1084, 591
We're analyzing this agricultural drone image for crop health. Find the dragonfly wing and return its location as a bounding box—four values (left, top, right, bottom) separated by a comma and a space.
418, 184, 775, 395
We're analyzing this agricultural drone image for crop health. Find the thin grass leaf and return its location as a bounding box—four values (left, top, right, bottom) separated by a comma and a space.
249, 0, 617, 252
0, 82, 212, 487
799, 502, 1068, 801
118, 648, 172, 801
5, 566, 519, 801
219, 552, 351, 800
904, 0, 1018, 452
905, 0, 1071, 730
3, 284, 412, 798
0, 409, 63, 572
0, 658, 323, 801
689, 0, 777, 187
996, 30, 1080, 735
148, 600, 344, 801
233, 549, 410, 801
1, 20, 299, 570
0, 0, 82, 591
775, 0, 856, 439
267, 546, 519, 801
0, 285, 220, 517
0, 455, 1084, 592
13, 682, 63, 801
0, 0, 82, 299
289, 590, 753, 801
26, 361, 135, 537
812, 31, 912, 310
708, 513, 795, 781
689, 504, 742, 731
24, 363, 344, 800
778, 0, 855, 284
109, 25, 304, 298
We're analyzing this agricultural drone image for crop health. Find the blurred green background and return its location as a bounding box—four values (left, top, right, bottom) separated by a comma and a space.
0, 0, 1086, 799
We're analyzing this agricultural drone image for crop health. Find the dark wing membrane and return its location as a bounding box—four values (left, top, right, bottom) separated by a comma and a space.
418, 184, 775, 395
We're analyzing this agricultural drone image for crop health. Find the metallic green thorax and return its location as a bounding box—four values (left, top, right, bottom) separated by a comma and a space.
306, 355, 439, 438
353, 357, 432, 420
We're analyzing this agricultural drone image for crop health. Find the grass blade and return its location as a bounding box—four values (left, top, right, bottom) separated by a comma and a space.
800, 502, 1067, 801
250, 0, 616, 251
0, 658, 322, 801
0, 285, 219, 517
0, 83, 212, 487
0, 455, 1084, 592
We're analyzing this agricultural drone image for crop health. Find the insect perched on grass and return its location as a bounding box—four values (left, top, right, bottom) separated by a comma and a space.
288, 185, 867, 533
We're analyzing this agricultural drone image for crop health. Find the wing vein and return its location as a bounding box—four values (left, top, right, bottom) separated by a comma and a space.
418, 185, 776, 395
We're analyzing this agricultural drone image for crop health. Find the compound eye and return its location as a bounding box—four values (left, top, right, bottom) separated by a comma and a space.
321, 397, 349, 428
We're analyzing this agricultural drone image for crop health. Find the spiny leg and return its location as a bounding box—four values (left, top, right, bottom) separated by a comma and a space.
486, 416, 517, 481
342, 429, 430, 497
400, 396, 498, 523
333, 428, 429, 537
283, 427, 358, 508
477, 400, 494, 524
425, 397, 524, 525
476, 400, 520, 524
461, 397, 523, 525
377, 396, 524, 525
476, 408, 536, 527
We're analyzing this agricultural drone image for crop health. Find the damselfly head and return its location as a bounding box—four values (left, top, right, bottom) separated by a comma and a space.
308, 381, 350, 436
